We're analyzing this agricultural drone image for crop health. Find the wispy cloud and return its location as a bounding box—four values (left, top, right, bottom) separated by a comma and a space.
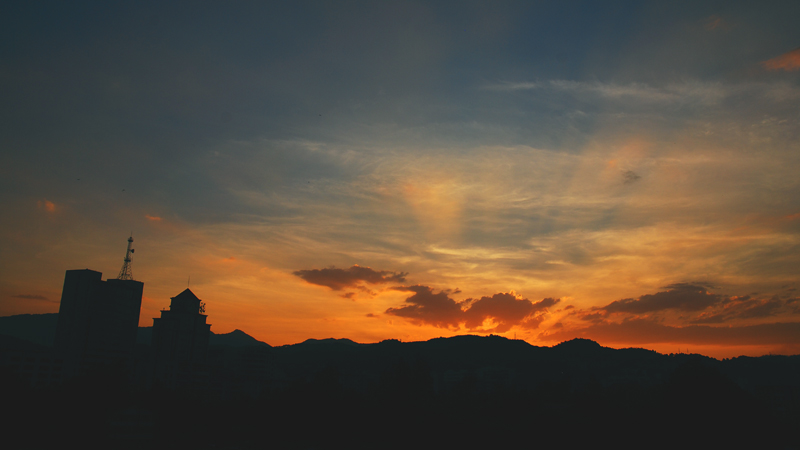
692, 295, 792, 324
485, 79, 728, 105
761, 48, 800, 72
485, 78, 800, 111
704, 15, 726, 31
12, 294, 53, 302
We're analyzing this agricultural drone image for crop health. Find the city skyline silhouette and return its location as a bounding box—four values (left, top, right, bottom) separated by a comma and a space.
2, 239, 800, 448
2, 285, 799, 449
5, 232, 799, 360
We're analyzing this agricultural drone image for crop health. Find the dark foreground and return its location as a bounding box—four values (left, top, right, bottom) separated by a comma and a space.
3, 335, 799, 449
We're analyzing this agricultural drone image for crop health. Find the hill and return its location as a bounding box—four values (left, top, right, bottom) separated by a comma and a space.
2, 314, 799, 448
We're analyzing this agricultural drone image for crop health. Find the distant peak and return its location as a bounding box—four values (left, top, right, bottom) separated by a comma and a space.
555, 338, 602, 348
301, 338, 360, 346
209, 329, 270, 347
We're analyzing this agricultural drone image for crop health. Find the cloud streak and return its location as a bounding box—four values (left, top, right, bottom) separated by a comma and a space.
294, 265, 408, 291
485, 79, 728, 105
691, 295, 793, 324
11, 294, 51, 302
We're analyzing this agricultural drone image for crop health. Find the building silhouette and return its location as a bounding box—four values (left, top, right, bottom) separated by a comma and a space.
151, 288, 211, 390
54, 269, 144, 378
54, 237, 144, 379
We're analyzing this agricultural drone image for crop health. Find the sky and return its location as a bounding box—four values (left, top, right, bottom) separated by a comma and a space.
2, 1, 799, 358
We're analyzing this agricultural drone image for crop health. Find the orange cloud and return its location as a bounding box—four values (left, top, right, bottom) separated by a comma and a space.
38, 200, 56, 212
761, 48, 800, 72
704, 15, 724, 31
145, 214, 162, 221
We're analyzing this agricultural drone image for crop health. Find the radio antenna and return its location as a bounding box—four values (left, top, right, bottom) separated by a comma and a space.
117, 235, 135, 280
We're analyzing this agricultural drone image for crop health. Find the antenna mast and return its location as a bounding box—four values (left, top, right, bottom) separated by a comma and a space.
117, 235, 135, 280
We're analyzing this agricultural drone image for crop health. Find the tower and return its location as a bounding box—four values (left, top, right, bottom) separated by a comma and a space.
151, 289, 211, 390
54, 237, 144, 378
118, 235, 135, 280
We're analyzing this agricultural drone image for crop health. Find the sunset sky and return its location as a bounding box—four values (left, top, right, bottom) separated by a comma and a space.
2, 1, 799, 358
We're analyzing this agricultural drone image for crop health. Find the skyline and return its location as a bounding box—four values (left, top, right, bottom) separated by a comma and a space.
2, 1, 799, 358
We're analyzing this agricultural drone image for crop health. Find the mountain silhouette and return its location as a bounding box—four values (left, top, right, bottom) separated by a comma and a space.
2, 313, 799, 449
212, 329, 271, 348
0, 313, 58, 347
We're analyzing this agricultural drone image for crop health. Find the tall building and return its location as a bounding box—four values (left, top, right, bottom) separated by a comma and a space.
55, 270, 144, 377
54, 237, 144, 378
151, 288, 211, 390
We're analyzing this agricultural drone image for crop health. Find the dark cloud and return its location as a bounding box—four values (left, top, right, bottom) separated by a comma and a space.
691, 313, 727, 325
385, 286, 558, 332
12, 294, 51, 302
601, 285, 721, 314
622, 170, 641, 184
736, 297, 784, 319
294, 265, 407, 291
385, 286, 464, 329
580, 312, 605, 323
692, 295, 787, 324
356, 285, 378, 296
662, 282, 717, 290
464, 294, 558, 332
539, 319, 800, 347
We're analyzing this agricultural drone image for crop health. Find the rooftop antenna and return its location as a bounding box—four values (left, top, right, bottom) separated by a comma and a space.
117, 234, 135, 280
